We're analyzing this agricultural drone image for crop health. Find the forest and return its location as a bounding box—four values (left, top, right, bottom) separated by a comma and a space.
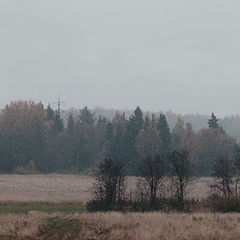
0, 100, 238, 176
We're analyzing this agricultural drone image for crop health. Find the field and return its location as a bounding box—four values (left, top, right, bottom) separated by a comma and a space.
0, 174, 93, 203
1, 212, 240, 239
0, 174, 211, 203
0, 174, 238, 240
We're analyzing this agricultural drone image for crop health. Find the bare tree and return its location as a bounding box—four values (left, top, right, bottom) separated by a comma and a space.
210, 156, 236, 197
93, 158, 126, 209
138, 155, 166, 208
170, 150, 193, 209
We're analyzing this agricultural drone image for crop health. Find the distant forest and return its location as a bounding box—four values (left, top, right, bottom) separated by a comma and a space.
0, 100, 239, 175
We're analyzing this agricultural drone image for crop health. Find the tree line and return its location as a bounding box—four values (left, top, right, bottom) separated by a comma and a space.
89, 148, 240, 212
0, 100, 238, 175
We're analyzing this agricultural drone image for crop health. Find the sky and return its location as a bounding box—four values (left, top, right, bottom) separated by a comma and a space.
1, 0, 240, 116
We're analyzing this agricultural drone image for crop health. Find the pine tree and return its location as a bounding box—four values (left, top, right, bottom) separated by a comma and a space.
208, 113, 220, 129
157, 114, 171, 156
67, 114, 75, 135
131, 106, 144, 131
74, 106, 97, 170
46, 104, 55, 121
46, 104, 64, 133
126, 107, 144, 174
105, 113, 128, 162
79, 106, 95, 125
54, 113, 64, 133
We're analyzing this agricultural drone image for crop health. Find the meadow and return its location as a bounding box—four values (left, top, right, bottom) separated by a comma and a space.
0, 174, 211, 203
0, 174, 237, 240
1, 212, 240, 239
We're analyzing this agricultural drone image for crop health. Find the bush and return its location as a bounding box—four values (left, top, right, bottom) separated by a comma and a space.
92, 158, 126, 209
208, 195, 240, 212
86, 197, 199, 213
86, 199, 132, 212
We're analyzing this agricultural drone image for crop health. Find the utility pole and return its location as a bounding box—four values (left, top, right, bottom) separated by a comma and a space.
53, 96, 65, 116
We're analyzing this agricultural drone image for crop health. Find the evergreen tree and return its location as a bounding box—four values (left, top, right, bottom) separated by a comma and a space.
46, 104, 64, 134
79, 106, 95, 125
157, 114, 171, 156
53, 113, 64, 133
95, 116, 108, 159
105, 113, 128, 162
67, 114, 75, 135
208, 113, 220, 129
74, 106, 97, 170
46, 104, 54, 121
131, 106, 144, 131
126, 107, 144, 174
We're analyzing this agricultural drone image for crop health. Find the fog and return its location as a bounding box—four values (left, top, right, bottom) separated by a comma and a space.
1, 0, 240, 116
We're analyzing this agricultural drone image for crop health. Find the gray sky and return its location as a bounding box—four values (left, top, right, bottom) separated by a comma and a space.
1, 0, 240, 116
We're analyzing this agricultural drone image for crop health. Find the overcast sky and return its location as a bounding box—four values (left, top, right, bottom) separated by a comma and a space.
1, 0, 240, 115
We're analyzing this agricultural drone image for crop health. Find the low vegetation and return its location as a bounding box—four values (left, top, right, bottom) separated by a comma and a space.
2, 212, 240, 240
0, 174, 240, 238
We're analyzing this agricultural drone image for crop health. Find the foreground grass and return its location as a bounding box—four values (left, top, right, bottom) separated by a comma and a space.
1, 211, 240, 239
0, 202, 86, 214
0, 215, 83, 240
38, 217, 83, 240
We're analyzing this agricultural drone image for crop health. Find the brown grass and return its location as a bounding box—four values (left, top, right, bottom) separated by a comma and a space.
0, 211, 47, 238
0, 174, 211, 203
1, 212, 240, 239
0, 174, 238, 239
76, 212, 240, 240
0, 174, 93, 203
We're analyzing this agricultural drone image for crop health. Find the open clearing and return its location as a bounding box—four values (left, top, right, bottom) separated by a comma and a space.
0, 174, 232, 240
0, 174, 211, 203
0, 174, 93, 203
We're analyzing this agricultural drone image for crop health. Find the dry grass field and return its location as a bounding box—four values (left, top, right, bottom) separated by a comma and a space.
0, 174, 211, 203
0, 174, 233, 239
1, 211, 240, 239
0, 174, 93, 203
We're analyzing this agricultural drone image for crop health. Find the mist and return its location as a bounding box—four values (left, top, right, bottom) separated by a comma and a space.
1, 0, 240, 115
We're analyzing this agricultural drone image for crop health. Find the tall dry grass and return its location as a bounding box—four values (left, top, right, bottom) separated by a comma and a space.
0, 174, 237, 239
1, 212, 240, 239
76, 212, 240, 240
0, 211, 47, 238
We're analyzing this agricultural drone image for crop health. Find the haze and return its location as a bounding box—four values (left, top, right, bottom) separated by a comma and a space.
1, 0, 240, 116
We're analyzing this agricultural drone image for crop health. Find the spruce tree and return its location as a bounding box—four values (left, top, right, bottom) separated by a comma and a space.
67, 114, 75, 135
208, 113, 220, 129
126, 107, 144, 174
46, 104, 64, 133
131, 106, 144, 130
79, 106, 95, 125
76, 106, 97, 170
105, 113, 128, 162
53, 113, 64, 133
46, 104, 55, 121
157, 114, 171, 156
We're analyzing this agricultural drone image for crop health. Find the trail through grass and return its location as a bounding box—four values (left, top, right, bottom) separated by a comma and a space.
39, 217, 83, 240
